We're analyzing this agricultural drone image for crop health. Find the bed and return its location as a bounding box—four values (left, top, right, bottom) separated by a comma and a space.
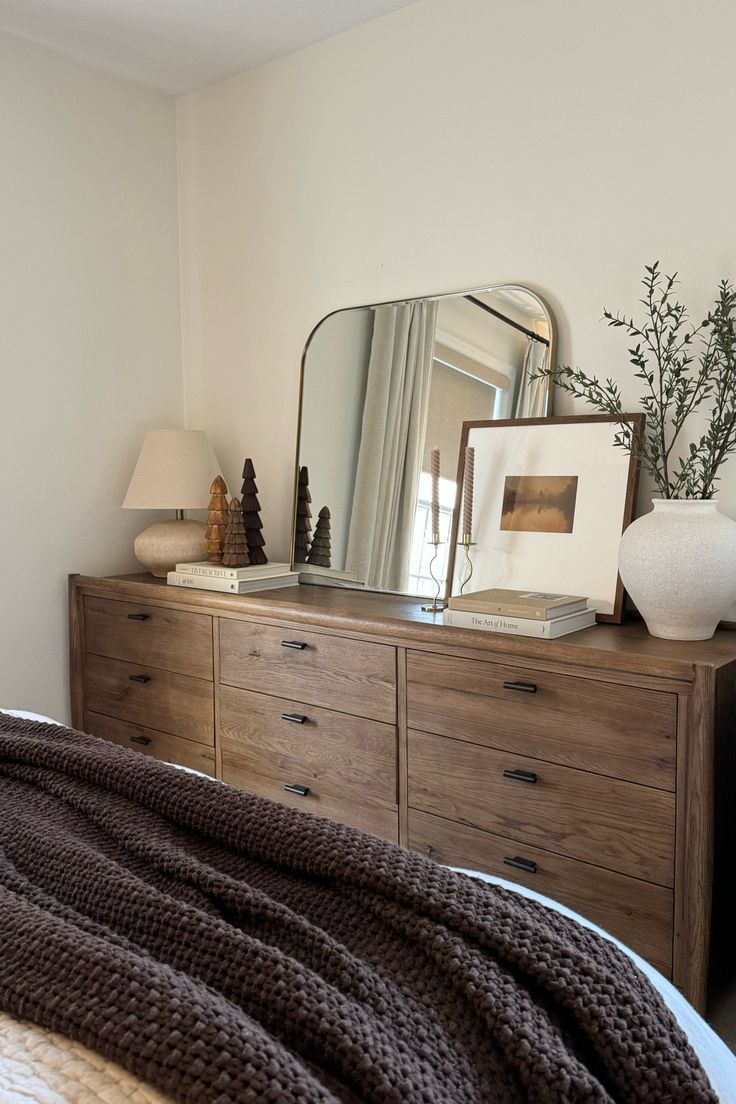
1, 709, 734, 1103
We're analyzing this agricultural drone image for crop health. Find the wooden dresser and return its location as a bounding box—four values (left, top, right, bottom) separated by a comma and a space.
69, 573, 736, 1013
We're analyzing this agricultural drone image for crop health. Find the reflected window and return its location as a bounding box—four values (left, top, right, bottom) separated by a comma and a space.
408, 357, 499, 595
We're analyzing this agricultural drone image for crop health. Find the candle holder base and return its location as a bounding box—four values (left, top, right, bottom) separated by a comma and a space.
421, 597, 448, 614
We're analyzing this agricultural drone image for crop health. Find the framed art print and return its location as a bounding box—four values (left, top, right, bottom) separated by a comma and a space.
447, 415, 643, 623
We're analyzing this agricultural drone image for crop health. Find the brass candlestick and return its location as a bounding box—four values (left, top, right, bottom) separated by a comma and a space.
420, 532, 447, 613
458, 532, 477, 595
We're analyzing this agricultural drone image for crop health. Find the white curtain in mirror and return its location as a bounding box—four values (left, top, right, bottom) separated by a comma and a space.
346, 300, 438, 589
514, 338, 550, 418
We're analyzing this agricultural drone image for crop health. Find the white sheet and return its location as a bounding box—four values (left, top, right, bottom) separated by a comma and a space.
2, 710, 734, 1102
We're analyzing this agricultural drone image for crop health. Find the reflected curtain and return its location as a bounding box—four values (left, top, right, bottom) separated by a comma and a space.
346, 300, 438, 590
514, 338, 549, 418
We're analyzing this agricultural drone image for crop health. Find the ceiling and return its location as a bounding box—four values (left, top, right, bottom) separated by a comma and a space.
0, 0, 418, 94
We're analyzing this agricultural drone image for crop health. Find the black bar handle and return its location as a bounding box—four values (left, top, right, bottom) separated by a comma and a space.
284, 783, 310, 796
503, 768, 538, 784
130, 735, 152, 746
502, 680, 538, 694
281, 712, 308, 724
128, 674, 151, 684
281, 640, 308, 650
504, 855, 537, 875
127, 613, 150, 621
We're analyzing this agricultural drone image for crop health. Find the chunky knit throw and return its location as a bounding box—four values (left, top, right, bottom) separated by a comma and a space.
0, 716, 717, 1104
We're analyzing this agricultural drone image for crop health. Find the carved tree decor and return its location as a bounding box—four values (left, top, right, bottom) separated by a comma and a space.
294, 466, 312, 563
307, 506, 332, 568
222, 497, 250, 567
241, 458, 268, 565
204, 475, 229, 564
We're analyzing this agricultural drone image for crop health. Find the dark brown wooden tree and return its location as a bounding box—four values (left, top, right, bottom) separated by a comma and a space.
204, 475, 229, 564
306, 506, 331, 568
221, 497, 250, 567
294, 465, 312, 563
241, 457, 268, 565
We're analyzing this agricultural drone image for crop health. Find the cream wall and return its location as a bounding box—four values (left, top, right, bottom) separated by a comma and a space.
0, 35, 182, 721
177, 0, 736, 563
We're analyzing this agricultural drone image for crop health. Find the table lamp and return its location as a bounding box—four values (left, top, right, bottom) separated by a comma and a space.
123, 428, 220, 576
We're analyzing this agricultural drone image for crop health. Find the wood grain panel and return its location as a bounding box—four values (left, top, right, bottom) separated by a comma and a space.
219, 684, 397, 807
222, 763, 398, 842
219, 619, 396, 722
85, 654, 214, 745
85, 595, 213, 680
85, 711, 216, 775
408, 730, 675, 886
74, 573, 736, 682
408, 809, 673, 976
673, 670, 716, 1013
407, 652, 677, 789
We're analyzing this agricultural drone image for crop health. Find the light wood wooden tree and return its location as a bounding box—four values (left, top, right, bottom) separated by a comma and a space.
204, 475, 229, 563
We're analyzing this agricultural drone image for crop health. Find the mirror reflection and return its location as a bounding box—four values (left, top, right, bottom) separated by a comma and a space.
294, 284, 556, 597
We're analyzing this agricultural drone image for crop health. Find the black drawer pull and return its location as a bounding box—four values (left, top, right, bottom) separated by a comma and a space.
504, 855, 537, 875
127, 613, 150, 621
503, 768, 538, 784
281, 640, 308, 650
282, 712, 308, 724
284, 783, 310, 796
128, 674, 151, 684
130, 735, 151, 746
502, 680, 538, 694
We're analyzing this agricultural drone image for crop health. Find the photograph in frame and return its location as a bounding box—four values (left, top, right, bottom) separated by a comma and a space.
447, 415, 643, 623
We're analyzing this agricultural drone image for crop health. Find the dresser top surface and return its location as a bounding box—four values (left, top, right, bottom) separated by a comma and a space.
71, 574, 736, 682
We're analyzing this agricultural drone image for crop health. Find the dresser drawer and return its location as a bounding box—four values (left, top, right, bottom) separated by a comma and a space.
223, 766, 398, 842
407, 810, 673, 976
219, 619, 396, 723
220, 684, 397, 807
85, 654, 214, 745
85, 595, 213, 680
85, 711, 216, 775
408, 730, 675, 886
407, 652, 676, 789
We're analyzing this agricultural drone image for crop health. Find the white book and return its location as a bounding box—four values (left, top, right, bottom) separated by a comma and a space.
442, 606, 597, 638
175, 560, 293, 580
167, 571, 298, 594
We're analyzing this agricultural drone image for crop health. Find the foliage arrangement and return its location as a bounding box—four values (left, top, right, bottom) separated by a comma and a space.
536, 263, 736, 498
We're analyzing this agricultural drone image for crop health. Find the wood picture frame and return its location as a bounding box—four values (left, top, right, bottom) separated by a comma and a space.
445, 414, 644, 624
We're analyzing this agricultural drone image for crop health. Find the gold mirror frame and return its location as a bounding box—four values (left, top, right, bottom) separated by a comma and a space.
291, 282, 557, 597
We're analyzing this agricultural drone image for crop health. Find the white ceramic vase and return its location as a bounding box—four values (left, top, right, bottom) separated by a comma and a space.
618, 499, 736, 640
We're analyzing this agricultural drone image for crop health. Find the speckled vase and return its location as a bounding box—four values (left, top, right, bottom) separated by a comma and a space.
618, 499, 736, 640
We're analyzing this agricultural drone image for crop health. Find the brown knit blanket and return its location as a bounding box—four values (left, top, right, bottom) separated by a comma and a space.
0, 716, 717, 1103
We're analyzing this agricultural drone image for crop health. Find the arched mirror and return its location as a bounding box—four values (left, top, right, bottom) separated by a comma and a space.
292, 283, 556, 597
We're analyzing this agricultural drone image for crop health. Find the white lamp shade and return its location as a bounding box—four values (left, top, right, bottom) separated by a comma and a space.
122, 429, 220, 510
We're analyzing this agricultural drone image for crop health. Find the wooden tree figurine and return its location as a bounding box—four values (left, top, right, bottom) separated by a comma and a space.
306, 507, 332, 568
294, 466, 312, 563
241, 457, 268, 565
221, 497, 250, 567
204, 475, 229, 563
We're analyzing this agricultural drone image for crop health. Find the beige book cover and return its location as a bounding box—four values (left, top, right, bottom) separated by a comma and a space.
447, 587, 588, 619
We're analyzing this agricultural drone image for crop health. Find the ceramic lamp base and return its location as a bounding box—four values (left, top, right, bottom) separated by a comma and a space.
133, 519, 206, 578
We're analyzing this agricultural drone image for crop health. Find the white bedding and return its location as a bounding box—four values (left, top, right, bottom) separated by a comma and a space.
2, 709, 734, 1102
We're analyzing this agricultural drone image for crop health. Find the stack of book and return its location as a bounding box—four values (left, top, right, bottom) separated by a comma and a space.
167, 561, 299, 594
443, 588, 596, 638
